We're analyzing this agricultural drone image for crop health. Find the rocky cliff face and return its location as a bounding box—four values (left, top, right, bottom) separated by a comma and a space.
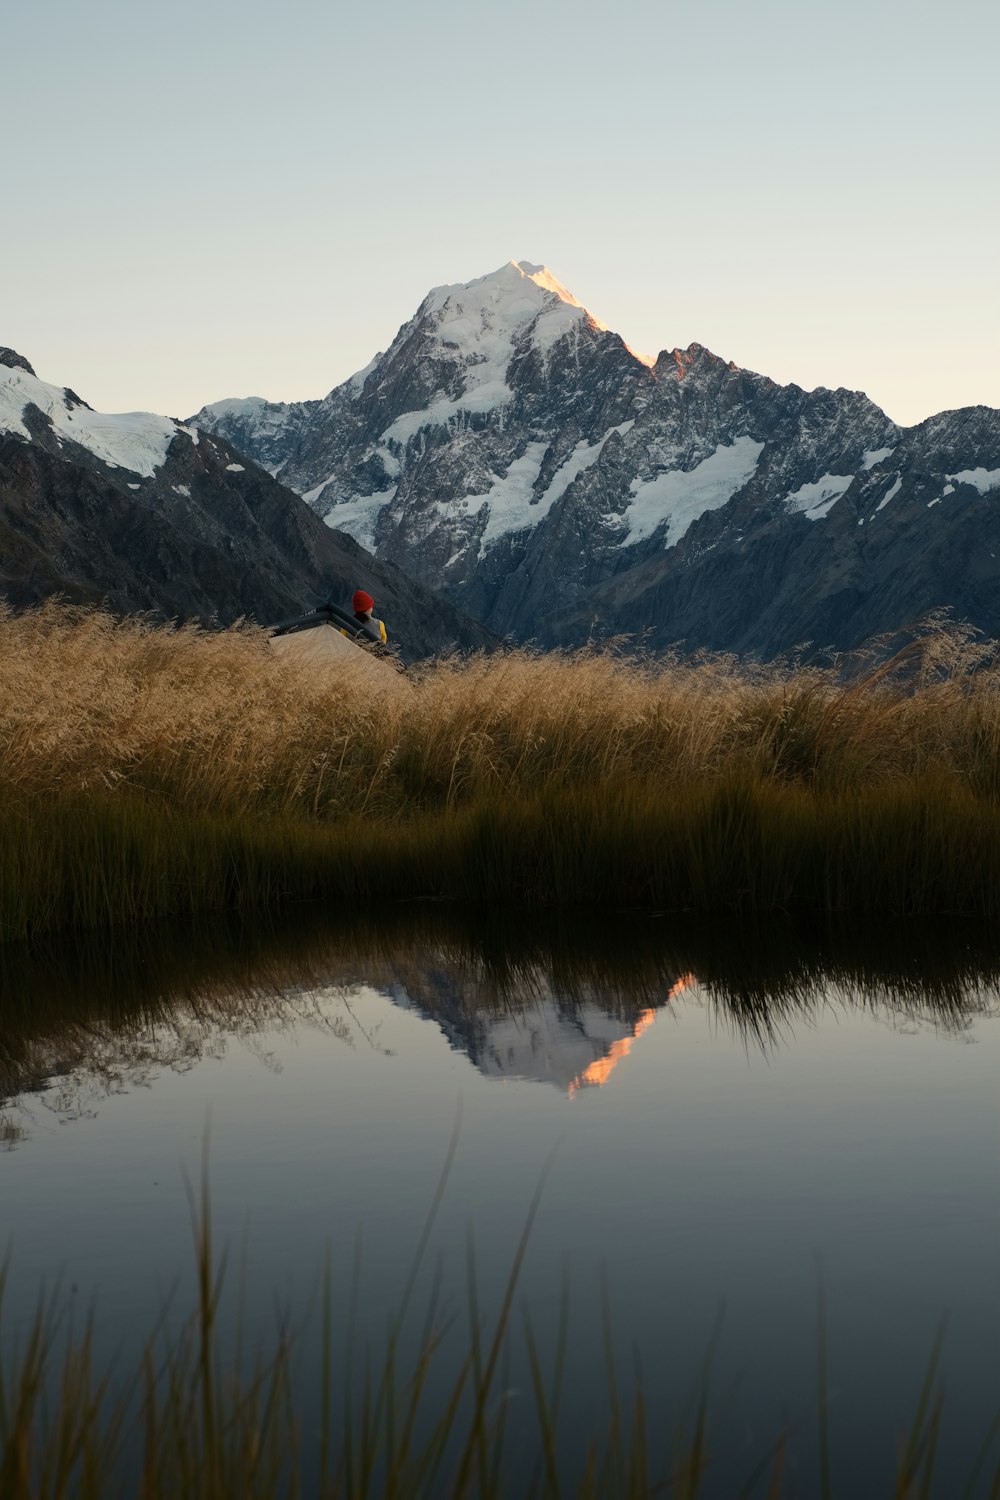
554, 403, 1000, 657
0, 353, 493, 658
193, 260, 1000, 657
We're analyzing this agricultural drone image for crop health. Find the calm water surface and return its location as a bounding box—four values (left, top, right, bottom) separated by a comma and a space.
1, 912, 998, 1496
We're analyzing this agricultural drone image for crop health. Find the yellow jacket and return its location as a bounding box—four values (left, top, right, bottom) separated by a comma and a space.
341, 614, 387, 645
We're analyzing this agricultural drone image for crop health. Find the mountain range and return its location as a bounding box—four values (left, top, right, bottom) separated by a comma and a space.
0, 348, 491, 658
194, 261, 1000, 658
4, 261, 998, 664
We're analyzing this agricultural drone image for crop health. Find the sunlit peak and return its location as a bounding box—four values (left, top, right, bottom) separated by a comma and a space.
508, 261, 607, 330
515, 261, 585, 309
625, 341, 656, 369
512, 263, 654, 360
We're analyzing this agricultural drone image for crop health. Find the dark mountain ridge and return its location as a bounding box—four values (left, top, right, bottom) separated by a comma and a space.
0, 351, 493, 658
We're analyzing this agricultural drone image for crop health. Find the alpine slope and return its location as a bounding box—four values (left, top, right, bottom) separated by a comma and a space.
192, 260, 1000, 658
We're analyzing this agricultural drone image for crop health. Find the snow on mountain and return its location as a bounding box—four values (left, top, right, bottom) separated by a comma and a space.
424, 419, 641, 565
785, 472, 856, 522
862, 446, 895, 470
422, 258, 602, 354
301, 481, 397, 553
949, 465, 1000, 495
620, 437, 765, 546
371, 259, 609, 444
875, 476, 903, 512
193, 261, 650, 599
191, 263, 1000, 658
0, 357, 192, 477
0, 346, 493, 656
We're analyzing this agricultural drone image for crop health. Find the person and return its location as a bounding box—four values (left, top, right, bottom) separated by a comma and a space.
350, 589, 388, 644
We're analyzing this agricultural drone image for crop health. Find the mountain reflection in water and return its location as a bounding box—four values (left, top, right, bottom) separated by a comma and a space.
1, 907, 998, 1130
3, 907, 1000, 1499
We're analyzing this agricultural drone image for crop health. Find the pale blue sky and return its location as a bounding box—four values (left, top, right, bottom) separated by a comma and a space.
5, 0, 998, 425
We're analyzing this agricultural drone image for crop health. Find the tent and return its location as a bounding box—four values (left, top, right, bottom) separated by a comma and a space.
268, 603, 403, 685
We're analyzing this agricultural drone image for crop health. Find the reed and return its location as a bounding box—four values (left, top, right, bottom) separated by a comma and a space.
0, 1184, 996, 1499
3, 602, 1000, 937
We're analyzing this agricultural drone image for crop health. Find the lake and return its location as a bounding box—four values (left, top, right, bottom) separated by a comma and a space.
1, 908, 998, 1497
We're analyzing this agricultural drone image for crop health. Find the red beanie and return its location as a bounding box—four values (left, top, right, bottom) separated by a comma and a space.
352, 590, 375, 613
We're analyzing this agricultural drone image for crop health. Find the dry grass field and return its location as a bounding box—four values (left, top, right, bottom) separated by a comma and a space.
2, 602, 1000, 937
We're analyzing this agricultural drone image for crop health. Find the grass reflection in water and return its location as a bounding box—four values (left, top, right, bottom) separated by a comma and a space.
0, 905, 997, 1127
0, 900, 995, 1128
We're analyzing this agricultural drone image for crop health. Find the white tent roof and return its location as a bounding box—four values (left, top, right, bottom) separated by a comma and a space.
269, 621, 402, 685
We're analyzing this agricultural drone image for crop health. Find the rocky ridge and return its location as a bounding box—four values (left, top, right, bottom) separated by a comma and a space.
193, 260, 1000, 657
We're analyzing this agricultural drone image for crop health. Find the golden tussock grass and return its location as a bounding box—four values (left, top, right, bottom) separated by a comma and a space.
2, 601, 1000, 936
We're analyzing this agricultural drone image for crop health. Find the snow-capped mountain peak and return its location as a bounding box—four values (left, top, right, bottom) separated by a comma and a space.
424, 258, 587, 312
512, 260, 589, 310
417, 259, 607, 358
0, 355, 196, 478
191, 260, 1000, 661
331, 258, 637, 459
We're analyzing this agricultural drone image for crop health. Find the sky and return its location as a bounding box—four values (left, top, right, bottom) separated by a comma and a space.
4, 0, 998, 427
